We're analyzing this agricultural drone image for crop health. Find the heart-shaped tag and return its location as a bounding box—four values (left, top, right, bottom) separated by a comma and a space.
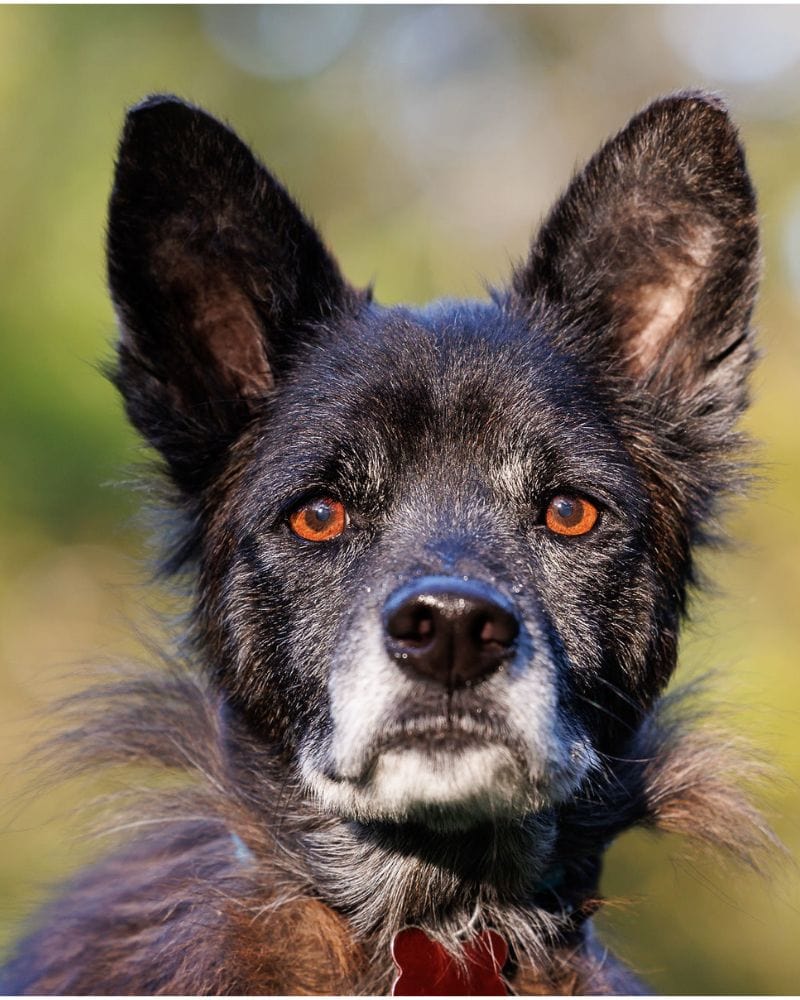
391, 926, 508, 995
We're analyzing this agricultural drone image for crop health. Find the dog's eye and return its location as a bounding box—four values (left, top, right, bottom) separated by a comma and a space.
288, 497, 348, 542
545, 495, 599, 536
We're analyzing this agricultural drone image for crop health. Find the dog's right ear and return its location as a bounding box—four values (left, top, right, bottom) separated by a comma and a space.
511, 93, 759, 425
108, 95, 357, 495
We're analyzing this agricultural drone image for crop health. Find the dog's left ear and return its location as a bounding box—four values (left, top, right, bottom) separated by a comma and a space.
513, 92, 759, 417
107, 95, 359, 495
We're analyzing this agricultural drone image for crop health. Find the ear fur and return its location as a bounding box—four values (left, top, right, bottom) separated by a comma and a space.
513, 92, 759, 419
108, 95, 358, 495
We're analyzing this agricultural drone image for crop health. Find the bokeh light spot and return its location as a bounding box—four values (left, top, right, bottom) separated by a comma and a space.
202, 5, 363, 80
661, 6, 800, 84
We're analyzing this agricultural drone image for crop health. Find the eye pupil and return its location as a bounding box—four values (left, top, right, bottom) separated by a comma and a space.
308, 502, 332, 526
553, 497, 578, 524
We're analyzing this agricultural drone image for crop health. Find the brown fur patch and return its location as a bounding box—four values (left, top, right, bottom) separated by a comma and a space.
225, 897, 365, 994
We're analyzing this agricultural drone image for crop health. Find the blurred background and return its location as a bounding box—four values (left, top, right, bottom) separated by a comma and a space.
0, 5, 798, 992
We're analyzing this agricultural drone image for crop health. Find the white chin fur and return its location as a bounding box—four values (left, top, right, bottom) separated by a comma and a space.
302, 743, 542, 827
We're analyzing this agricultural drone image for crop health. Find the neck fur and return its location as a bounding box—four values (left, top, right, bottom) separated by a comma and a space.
49, 666, 778, 993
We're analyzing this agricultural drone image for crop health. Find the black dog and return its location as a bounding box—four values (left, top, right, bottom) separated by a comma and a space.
2, 92, 773, 994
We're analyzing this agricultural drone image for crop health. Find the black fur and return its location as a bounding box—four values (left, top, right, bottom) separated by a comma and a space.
1, 92, 771, 995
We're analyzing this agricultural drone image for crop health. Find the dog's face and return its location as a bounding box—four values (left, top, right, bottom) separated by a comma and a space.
108, 94, 758, 831
216, 308, 647, 828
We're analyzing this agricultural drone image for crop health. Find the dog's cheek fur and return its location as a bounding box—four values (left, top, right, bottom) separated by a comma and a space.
195, 479, 340, 748
193, 427, 389, 760
530, 522, 661, 741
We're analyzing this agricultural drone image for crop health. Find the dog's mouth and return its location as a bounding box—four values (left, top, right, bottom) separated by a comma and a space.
315, 711, 539, 825
365, 711, 528, 769
302, 701, 592, 828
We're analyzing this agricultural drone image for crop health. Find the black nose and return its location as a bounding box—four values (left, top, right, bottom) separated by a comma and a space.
383, 576, 520, 689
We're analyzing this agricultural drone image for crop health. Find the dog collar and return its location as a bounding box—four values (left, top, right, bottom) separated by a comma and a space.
388, 860, 600, 995
391, 926, 508, 996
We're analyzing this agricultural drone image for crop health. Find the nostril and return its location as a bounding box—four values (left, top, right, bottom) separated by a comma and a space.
476, 609, 519, 649
416, 614, 434, 641
478, 617, 499, 646
387, 603, 436, 647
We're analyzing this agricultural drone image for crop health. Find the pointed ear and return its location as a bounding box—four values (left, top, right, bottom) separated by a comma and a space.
512, 92, 759, 417
108, 95, 359, 494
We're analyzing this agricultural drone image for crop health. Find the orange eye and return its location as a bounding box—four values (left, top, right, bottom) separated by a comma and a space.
288, 497, 348, 542
545, 495, 599, 537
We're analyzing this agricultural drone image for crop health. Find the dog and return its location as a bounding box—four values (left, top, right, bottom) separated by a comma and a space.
1, 91, 775, 994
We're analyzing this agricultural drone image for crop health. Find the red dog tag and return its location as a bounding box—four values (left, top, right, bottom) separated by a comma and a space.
391, 926, 508, 995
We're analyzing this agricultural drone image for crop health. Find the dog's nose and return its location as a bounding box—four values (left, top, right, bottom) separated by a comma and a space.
383, 577, 520, 689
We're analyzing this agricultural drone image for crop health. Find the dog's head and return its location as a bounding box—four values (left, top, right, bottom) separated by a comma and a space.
108, 93, 758, 831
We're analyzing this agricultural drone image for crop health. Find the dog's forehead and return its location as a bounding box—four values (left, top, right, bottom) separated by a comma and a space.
280, 299, 617, 449
291, 300, 587, 417
249, 299, 638, 510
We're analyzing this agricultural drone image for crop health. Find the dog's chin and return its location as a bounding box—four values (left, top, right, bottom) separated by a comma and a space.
302, 741, 545, 831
